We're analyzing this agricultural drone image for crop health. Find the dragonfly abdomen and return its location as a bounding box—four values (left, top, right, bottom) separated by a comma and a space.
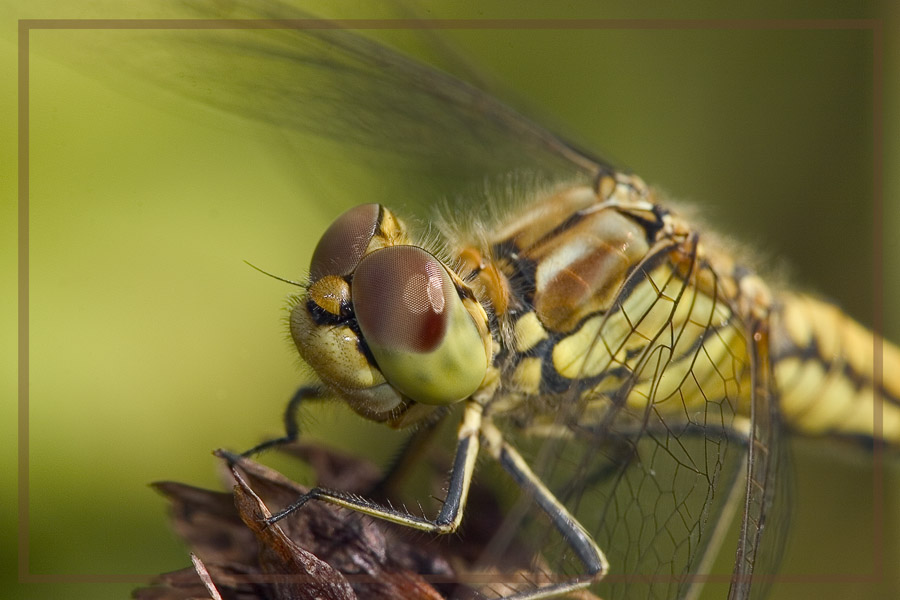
771, 292, 900, 445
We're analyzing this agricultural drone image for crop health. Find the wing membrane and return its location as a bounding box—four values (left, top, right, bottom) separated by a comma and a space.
49, 0, 606, 216
492, 236, 780, 599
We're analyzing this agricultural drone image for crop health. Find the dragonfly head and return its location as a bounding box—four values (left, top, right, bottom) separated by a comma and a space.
290, 204, 492, 427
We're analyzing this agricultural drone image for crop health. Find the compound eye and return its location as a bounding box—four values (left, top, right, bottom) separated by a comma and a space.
352, 246, 488, 405
309, 204, 380, 281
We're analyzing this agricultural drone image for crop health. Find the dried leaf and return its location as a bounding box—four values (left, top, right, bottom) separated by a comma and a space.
136, 444, 457, 600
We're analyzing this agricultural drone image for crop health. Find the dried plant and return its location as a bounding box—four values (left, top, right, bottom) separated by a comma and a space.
135, 443, 493, 600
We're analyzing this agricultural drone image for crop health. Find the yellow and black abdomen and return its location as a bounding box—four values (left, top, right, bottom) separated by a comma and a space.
770, 292, 900, 446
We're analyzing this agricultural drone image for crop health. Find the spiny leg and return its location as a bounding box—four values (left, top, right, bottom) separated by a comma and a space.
247, 398, 609, 599
265, 400, 483, 534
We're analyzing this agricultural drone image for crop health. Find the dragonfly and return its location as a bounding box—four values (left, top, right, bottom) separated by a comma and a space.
80, 1, 898, 598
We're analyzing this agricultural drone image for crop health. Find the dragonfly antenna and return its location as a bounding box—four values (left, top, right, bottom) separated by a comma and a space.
244, 260, 304, 287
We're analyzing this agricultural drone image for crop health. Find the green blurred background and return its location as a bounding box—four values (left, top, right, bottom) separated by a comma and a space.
2, 1, 899, 599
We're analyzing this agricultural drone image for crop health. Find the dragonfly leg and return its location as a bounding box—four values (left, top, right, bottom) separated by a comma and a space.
240, 386, 324, 458
266, 400, 483, 534
481, 421, 609, 599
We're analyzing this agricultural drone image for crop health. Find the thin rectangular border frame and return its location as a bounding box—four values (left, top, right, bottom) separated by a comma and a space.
17, 15, 886, 589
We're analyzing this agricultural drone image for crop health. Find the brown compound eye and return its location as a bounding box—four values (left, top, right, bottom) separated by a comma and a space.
353, 247, 451, 354
309, 204, 381, 282
351, 246, 488, 405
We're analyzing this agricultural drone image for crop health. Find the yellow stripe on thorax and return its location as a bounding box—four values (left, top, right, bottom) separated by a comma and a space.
549, 258, 750, 420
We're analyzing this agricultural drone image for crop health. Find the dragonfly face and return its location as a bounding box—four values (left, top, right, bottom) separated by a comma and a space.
291, 203, 492, 426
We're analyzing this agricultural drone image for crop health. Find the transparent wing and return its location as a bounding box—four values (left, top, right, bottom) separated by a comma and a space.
729, 320, 790, 600
493, 236, 784, 599
57, 0, 606, 217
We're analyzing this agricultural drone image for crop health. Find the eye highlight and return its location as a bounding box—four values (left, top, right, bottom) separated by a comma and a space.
352, 246, 489, 405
